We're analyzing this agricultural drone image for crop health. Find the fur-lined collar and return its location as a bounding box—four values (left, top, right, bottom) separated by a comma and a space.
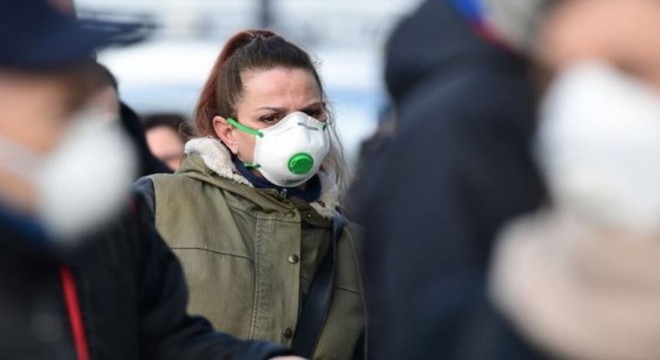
184, 137, 339, 219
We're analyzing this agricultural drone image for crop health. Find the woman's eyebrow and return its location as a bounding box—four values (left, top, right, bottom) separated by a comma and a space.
299, 101, 325, 110
256, 106, 287, 112
256, 101, 324, 112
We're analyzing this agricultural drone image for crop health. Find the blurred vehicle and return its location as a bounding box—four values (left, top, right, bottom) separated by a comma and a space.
99, 40, 384, 166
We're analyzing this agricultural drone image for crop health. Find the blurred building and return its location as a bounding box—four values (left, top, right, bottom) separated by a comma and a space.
75, 0, 422, 46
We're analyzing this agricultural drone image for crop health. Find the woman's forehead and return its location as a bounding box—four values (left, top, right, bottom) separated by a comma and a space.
240, 67, 321, 109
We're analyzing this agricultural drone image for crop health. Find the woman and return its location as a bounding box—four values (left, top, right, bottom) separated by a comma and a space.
136, 30, 365, 359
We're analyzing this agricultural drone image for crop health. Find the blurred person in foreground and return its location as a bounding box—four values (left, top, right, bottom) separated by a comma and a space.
50, 0, 172, 178
0, 1, 299, 359
136, 30, 365, 359
490, 1, 660, 359
141, 113, 194, 171
351, 0, 555, 358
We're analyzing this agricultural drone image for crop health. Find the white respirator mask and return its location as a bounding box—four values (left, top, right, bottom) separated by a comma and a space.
537, 60, 660, 233
228, 111, 330, 188
0, 109, 136, 241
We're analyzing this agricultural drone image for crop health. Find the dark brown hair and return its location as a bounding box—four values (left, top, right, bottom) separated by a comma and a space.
194, 29, 325, 137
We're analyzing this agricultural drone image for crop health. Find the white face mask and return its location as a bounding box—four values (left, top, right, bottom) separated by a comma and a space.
228, 111, 330, 188
0, 109, 136, 242
537, 60, 660, 232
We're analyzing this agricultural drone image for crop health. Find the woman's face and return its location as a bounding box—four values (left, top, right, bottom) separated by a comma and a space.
213, 67, 326, 165
146, 125, 186, 172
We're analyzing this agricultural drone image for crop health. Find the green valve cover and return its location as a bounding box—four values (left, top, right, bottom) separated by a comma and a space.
288, 153, 314, 174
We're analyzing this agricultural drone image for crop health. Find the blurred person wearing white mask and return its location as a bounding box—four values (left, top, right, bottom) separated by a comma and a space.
0, 0, 302, 359
490, 1, 660, 359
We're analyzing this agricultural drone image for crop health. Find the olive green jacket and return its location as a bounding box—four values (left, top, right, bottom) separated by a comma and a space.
143, 138, 365, 360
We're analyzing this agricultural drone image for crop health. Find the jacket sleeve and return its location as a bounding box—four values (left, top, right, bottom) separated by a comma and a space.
130, 193, 292, 360
134, 176, 156, 221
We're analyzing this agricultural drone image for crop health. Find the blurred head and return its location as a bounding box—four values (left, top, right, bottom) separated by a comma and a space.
142, 113, 193, 171
0, 66, 95, 208
0, 0, 132, 160
539, 0, 660, 87
0, 66, 93, 151
0, 0, 137, 238
535, 0, 660, 232
480, 0, 558, 54
194, 29, 347, 191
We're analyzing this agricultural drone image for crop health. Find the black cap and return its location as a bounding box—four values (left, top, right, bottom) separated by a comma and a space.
0, 0, 138, 70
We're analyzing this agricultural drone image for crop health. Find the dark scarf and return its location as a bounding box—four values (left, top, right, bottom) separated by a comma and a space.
232, 157, 322, 203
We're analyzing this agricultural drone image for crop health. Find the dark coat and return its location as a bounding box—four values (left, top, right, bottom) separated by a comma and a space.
0, 193, 290, 360
119, 102, 173, 178
351, 1, 547, 359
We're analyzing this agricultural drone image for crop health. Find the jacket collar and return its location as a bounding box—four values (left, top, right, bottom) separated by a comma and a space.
182, 137, 339, 219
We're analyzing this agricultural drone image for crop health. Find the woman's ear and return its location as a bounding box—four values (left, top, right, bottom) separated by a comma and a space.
212, 116, 239, 154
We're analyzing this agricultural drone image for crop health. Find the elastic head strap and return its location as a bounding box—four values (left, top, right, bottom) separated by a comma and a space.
227, 118, 264, 138
244, 163, 261, 169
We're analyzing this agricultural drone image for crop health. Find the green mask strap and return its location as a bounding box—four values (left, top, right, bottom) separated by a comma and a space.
244, 163, 261, 169
226, 118, 263, 169
227, 118, 264, 138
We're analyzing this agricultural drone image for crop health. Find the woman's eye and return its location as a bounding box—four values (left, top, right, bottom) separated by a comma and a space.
260, 115, 279, 124
305, 109, 325, 120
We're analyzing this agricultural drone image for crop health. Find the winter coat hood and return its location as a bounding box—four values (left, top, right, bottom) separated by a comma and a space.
384, 0, 520, 106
